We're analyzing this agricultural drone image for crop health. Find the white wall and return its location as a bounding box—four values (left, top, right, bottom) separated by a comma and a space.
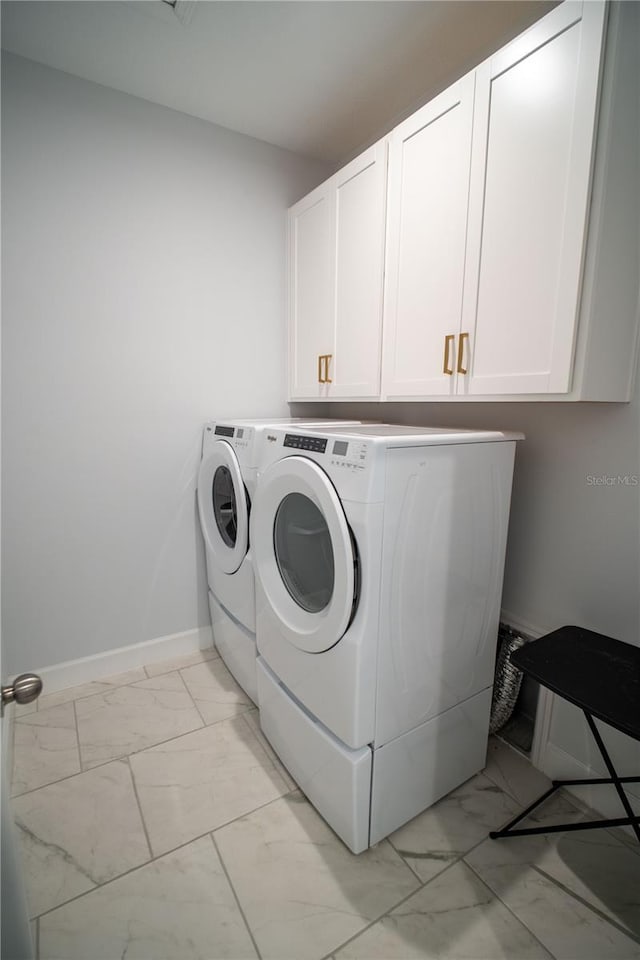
1, 53, 328, 675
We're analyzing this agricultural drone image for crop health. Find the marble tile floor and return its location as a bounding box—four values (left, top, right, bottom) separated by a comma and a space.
10, 647, 640, 960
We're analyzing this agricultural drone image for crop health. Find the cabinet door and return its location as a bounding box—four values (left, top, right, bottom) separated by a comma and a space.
382, 73, 475, 398
288, 185, 334, 400
331, 143, 387, 399
462, 1, 607, 396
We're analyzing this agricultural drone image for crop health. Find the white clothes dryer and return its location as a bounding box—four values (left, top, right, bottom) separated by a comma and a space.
251, 424, 523, 852
197, 418, 362, 702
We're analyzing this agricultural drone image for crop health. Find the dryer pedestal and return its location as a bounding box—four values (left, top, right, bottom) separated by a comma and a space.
210, 592, 257, 704
257, 656, 491, 853
369, 687, 492, 845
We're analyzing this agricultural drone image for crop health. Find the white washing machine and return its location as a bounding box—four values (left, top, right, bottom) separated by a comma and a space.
197, 418, 362, 702
251, 423, 523, 852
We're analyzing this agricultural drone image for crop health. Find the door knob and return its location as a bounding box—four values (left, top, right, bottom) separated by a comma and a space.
1, 673, 43, 714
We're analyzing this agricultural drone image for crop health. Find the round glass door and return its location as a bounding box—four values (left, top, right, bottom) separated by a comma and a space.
212, 466, 238, 548
274, 493, 334, 613
197, 440, 249, 574
251, 455, 356, 653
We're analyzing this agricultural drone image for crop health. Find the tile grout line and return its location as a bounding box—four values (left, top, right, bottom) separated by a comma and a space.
462, 858, 556, 959
479, 783, 640, 937
177, 666, 211, 727
210, 832, 263, 960
558, 786, 640, 857
385, 834, 431, 886
125, 756, 155, 863
318, 853, 470, 960
71, 700, 82, 773
483, 757, 640, 859
532, 863, 640, 946
143, 650, 219, 680
34, 841, 199, 923
31, 679, 622, 960
339, 780, 639, 960
12, 702, 257, 799
16, 666, 206, 789
27, 755, 637, 957
36, 672, 152, 712
35, 652, 220, 712
32, 787, 308, 922
11, 706, 252, 799
385, 794, 523, 890
24, 748, 522, 936
324, 817, 542, 960
615, 833, 640, 858
174, 660, 253, 728
14, 658, 246, 793
237, 711, 294, 791
480, 760, 544, 807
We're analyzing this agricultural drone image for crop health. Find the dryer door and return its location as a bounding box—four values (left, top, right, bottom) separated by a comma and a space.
197, 440, 249, 574
252, 456, 356, 653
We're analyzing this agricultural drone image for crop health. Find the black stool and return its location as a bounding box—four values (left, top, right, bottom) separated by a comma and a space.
490, 625, 640, 844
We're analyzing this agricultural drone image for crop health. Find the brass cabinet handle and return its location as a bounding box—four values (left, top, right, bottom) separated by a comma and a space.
457, 332, 469, 375
318, 354, 332, 384
443, 335, 455, 376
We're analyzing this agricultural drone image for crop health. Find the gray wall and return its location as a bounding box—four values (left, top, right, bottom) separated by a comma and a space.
1, 53, 328, 674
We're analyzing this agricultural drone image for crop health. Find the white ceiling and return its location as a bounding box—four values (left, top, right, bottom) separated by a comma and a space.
1, 0, 557, 166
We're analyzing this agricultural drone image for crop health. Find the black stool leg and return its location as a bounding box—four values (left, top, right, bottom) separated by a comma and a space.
491, 712, 640, 842
583, 710, 640, 844
490, 782, 560, 839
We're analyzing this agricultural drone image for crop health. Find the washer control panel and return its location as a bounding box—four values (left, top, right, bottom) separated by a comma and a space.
204, 424, 252, 451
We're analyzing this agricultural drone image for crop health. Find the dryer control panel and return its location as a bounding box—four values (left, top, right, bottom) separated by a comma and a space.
283, 434, 327, 453
328, 438, 369, 474
261, 430, 380, 502
282, 434, 369, 474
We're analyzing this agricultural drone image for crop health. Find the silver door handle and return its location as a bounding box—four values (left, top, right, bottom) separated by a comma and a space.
1, 674, 43, 714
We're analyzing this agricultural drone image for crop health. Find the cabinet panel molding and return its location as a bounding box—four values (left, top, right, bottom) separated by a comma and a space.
382, 73, 476, 399
463, 0, 608, 397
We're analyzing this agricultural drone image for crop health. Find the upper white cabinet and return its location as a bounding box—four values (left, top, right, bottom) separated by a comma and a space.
288, 142, 387, 401
288, 186, 333, 400
289, 0, 639, 403
383, 74, 475, 398
461, 1, 607, 396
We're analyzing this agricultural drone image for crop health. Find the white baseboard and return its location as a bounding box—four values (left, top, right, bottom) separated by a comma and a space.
499, 609, 546, 641
541, 741, 640, 830
37, 626, 214, 695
